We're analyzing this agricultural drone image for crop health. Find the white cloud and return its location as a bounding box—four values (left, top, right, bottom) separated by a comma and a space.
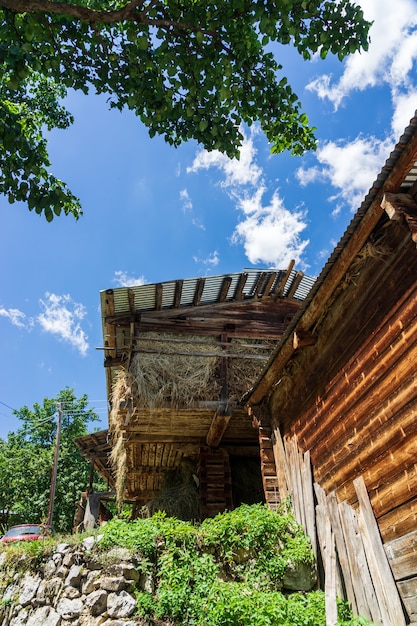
187, 130, 262, 187
113, 271, 146, 287
307, 0, 417, 108
193, 250, 220, 267
37, 293, 89, 356
180, 188, 193, 212
297, 135, 394, 211
188, 129, 310, 269
232, 187, 309, 268
0, 307, 28, 328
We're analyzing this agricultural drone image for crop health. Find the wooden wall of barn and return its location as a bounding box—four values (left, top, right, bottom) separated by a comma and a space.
281, 276, 417, 624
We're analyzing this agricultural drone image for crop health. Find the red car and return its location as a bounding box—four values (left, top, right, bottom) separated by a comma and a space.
1, 524, 51, 544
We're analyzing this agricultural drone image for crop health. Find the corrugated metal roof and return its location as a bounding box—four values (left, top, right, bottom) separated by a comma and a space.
100, 268, 316, 318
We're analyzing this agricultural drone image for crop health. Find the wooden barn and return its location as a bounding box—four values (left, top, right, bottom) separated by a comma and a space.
245, 112, 417, 625
75, 268, 315, 520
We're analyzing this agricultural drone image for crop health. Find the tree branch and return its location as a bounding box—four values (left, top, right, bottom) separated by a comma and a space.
0, 0, 146, 23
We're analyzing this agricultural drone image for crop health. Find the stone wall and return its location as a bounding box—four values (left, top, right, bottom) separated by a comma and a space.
0, 536, 152, 626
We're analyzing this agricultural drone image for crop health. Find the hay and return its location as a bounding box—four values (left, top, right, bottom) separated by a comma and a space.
109, 370, 131, 510
130, 333, 220, 408
129, 333, 275, 408
145, 460, 199, 521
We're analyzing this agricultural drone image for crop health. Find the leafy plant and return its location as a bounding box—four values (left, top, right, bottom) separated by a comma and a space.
98, 504, 371, 625
0, 0, 371, 218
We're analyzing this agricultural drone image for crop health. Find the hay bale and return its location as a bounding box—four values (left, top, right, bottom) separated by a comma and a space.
146, 461, 199, 521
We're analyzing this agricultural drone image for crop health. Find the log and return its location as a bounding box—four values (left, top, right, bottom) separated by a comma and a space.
378, 495, 417, 543
294, 279, 417, 452
384, 529, 417, 581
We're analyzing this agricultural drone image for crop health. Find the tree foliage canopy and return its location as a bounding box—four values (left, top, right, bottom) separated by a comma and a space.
0, 0, 371, 220
0, 388, 104, 533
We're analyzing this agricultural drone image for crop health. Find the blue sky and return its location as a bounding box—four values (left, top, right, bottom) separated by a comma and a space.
1, 0, 417, 437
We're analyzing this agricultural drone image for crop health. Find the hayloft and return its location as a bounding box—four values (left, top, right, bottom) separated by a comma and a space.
76, 268, 314, 519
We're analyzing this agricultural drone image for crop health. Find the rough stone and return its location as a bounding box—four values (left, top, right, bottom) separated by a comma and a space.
84, 589, 107, 616
106, 563, 139, 583
283, 561, 317, 591
82, 536, 96, 552
55, 543, 71, 555
19, 573, 41, 607
35, 577, 63, 606
106, 591, 136, 619
56, 597, 83, 620
43, 559, 57, 578
65, 564, 83, 588
99, 577, 129, 592
63, 585, 81, 599
10, 606, 29, 626
82, 570, 101, 595
104, 548, 132, 563
26, 606, 61, 626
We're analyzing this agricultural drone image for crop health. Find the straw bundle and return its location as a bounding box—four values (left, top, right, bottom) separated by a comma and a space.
145, 460, 199, 521
109, 370, 131, 509
129, 333, 275, 408
129, 333, 221, 408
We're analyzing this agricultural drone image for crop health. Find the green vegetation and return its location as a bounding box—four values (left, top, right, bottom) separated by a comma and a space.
0, 0, 371, 219
0, 388, 105, 533
98, 503, 372, 625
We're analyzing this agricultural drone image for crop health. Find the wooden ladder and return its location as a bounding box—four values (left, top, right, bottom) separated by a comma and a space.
258, 424, 281, 511
199, 447, 233, 519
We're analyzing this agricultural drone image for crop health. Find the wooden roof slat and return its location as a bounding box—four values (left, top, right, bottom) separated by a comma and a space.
251, 272, 267, 298
234, 272, 248, 300
193, 277, 206, 306
174, 280, 183, 309
263, 272, 277, 298
218, 276, 233, 302
287, 271, 305, 300
273, 260, 295, 297
155, 283, 163, 311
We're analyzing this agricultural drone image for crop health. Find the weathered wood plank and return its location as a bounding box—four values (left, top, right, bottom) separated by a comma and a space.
340, 501, 380, 623
312, 371, 417, 491
271, 426, 289, 498
397, 577, 417, 623
324, 510, 338, 626
354, 476, 406, 626
293, 278, 417, 451
326, 492, 357, 615
378, 495, 417, 543
334, 434, 417, 506
382, 192, 417, 243
384, 529, 417, 581
302, 450, 317, 558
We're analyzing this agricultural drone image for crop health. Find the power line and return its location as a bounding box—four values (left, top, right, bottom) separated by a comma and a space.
0, 400, 16, 412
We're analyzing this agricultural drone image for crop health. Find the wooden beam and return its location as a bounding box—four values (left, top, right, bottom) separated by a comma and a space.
354, 476, 407, 626
155, 283, 163, 310
128, 288, 135, 314
262, 272, 277, 298
273, 260, 295, 297
381, 192, 417, 243
252, 272, 267, 298
206, 405, 232, 448
174, 279, 183, 309
218, 276, 233, 302
293, 328, 317, 349
287, 271, 304, 299
193, 277, 205, 306
234, 273, 248, 300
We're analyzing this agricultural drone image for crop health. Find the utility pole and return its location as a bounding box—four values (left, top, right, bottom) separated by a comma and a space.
47, 402, 63, 527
